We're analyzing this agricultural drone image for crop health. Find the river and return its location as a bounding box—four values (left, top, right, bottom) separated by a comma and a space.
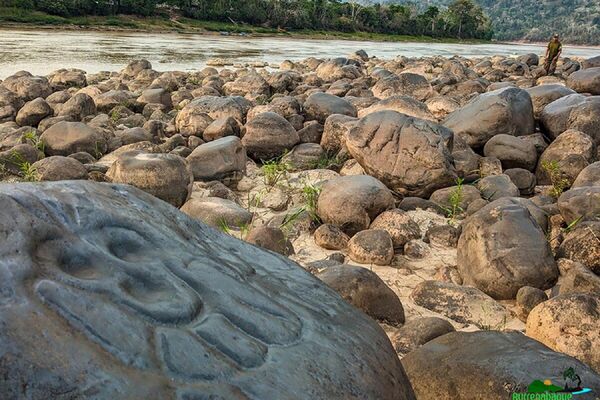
1, 28, 599, 78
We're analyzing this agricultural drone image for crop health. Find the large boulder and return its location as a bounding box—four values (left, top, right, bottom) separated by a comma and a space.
389, 317, 455, 357
0, 181, 415, 400
320, 114, 358, 153
241, 112, 299, 160
178, 96, 251, 124
526, 294, 600, 373
483, 134, 538, 171
443, 87, 535, 148
315, 58, 362, 82
357, 95, 434, 120
457, 198, 558, 299
175, 102, 214, 137
1, 73, 52, 101
430, 184, 482, 212
58, 93, 96, 120
181, 196, 252, 229
567, 67, 600, 95
41, 121, 107, 157
540, 94, 600, 142
317, 264, 405, 326
317, 175, 395, 235
369, 209, 421, 249
476, 174, 520, 201
304, 92, 357, 124
402, 331, 600, 400
535, 129, 596, 185
348, 229, 395, 266
582, 55, 600, 69
411, 280, 511, 329
186, 136, 246, 184
558, 186, 600, 224
48, 69, 87, 91
372, 73, 433, 101
558, 221, 600, 274
573, 161, 600, 187
15, 97, 53, 127
106, 152, 193, 207
346, 111, 457, 198
136, 88, 173, 109
223, 72, 271, 97
31, 156, 88, 181
526, 84, 576, 119
93, 90, 135, 113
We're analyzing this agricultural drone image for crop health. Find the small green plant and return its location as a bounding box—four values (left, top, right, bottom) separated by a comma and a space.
261, 157, 290, 187
110, 109, 120, 123
442, 177, 464, 222
280, 207, 306, 233
22, 130, 45, 153
564, 215, 583, 234
217, 218, 251, 240
542, 160, 570, 198
301, 183, 321, 222
309, 151, 347, 170
217, 218, 232, 235
10, 151, 38, 182
93, 141, 104, 160
245, 190, 265, 213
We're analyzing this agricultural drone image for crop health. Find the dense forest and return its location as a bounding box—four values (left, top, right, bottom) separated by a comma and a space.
0, 0, 493, 39
389, 0, 600, 45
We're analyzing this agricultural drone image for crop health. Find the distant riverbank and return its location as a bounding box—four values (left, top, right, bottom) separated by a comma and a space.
0, 8, 489, 44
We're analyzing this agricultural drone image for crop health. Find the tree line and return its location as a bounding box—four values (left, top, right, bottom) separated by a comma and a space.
1, 0, 493, 39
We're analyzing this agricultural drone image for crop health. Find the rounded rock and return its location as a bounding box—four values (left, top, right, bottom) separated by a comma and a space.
106, 152, 193, 207
348, 229, 394, 266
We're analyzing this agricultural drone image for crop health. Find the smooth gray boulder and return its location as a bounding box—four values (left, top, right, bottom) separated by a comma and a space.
573, 161, 600, 187
186, 136, 247, 184
0, 181, 415, 400
411, 280, 511, 329
346, 110, 456, 198
106, 151, 193, 208
558, 186, 600, 224
483, 134, 538, 171
535, 129, 596, 186
304, 92, 357, 123
540, 94, 600, 142
15, 97, 52, 127
41, 121, 107, 157
372, 73, 433, 101
402, 331, 600, 400
317, 175, 395, 235
443, 87, 535, 148
317, 264, 405, 326
457, 198, 558, 299
567, 67, 600, 95
241, 112, 299, 160
525, 84, 576, 119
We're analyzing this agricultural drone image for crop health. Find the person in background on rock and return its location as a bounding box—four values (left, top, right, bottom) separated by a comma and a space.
543, 34, 562, 75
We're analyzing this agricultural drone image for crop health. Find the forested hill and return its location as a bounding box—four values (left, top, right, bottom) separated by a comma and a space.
386, 0, 600, 45
0, 0, 493, 40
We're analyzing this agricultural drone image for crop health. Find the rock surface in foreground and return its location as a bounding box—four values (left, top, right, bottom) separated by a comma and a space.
0, 181, 415, 400
402, 331, 600, 400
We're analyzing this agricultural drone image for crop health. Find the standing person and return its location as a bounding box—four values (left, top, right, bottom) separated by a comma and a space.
543, 34, 562, 75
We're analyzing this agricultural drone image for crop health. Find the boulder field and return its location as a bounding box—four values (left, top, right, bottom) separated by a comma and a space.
1, 51, 599, 398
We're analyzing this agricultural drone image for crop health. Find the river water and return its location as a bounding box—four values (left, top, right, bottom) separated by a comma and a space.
1, 28, 599, 78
